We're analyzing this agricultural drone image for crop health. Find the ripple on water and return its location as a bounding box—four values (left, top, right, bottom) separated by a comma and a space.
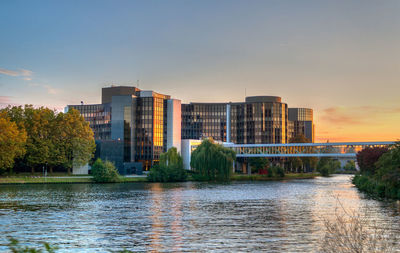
0, 175, 399, 252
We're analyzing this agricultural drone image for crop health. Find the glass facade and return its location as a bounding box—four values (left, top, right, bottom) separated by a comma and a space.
68, 104, 111, 140
182, 103, 227, 141
288, 108, 314, 142
182, 97, 289, 144
135, 93, 170, 170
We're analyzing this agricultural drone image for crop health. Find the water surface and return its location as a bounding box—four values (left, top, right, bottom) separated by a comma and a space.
0, 175, 399, 252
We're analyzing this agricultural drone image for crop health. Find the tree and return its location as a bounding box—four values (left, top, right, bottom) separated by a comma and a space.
289, 134, 317, 172
58, 109, 96, 174
91, 158, 120, 183
356, 147, 388, 175
249, 157, 269, 174
343, 160, 356, 171
0, 106, 95, 174
375, 142, 400, 192
190, 138, 236, 181
0, 112, 27, 173
147, 147, 187, 182
317, 157, 340, 177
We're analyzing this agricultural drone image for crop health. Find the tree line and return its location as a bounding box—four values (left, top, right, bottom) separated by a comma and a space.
0, 105, 95, 174
353, 142, 400, 199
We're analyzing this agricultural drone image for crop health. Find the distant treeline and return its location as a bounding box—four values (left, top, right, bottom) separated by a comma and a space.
0, 105, 95, 174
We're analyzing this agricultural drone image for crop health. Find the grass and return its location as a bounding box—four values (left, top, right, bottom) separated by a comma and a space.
0, 176, 93, 184
231, 173, 318, 181
0, 175, 147, 184
0, 173, 317, 184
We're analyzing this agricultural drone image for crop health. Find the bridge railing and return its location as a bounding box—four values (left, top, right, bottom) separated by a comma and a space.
223, 141, 395, 158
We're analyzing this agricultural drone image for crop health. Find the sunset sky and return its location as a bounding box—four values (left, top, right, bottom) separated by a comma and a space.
0, 0, 399, 142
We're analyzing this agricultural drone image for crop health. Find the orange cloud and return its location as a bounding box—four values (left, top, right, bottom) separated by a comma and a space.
316, 105, 400, 142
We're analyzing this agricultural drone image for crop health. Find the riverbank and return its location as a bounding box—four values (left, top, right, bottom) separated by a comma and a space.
352, 174, 400, 200
0, 175, 147, 184
231, 173, 318, 181
0, 173, 318, 184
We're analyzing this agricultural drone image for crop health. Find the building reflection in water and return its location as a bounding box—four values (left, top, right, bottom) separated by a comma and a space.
148, 183, 164, 252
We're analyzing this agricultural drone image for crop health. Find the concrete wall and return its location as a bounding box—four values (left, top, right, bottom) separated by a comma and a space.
73, 164, 90, 175
167, 99, 182, 152
181, 139, 202, 170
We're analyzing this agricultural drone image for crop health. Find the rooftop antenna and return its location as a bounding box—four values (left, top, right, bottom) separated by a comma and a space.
245, 88, 247, 98
137, 80, 140, 88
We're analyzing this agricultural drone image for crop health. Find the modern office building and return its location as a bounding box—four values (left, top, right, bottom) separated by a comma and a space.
67, 86, 181, 173
67, 86, 314, 173
288, 108, 314, 142
182, 96, 288, 144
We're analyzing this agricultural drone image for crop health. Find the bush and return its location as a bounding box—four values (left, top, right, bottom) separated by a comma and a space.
269, 165, 285, 177
91, 159, 120, 183
147, 147, 187, 182
317, 158, 340, 177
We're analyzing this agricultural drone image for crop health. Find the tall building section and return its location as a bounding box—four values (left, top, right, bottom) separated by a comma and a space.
181, 96, 288, 144
288, 108, 314, 142
67, 86, 314, 173
67, 86, 180, 173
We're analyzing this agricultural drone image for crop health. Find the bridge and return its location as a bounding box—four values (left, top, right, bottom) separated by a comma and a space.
223, 141, 395, 158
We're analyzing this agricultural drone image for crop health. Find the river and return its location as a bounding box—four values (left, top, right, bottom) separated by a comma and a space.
0, 175, 399, 252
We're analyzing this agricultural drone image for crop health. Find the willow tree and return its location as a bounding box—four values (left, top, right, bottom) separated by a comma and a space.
190, 139, 236, 181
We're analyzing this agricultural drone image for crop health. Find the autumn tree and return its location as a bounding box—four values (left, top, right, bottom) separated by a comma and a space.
59, 108, 96, 174
1, 106, 95, 174
0, 112, 27, 173
356, 147, 388, 175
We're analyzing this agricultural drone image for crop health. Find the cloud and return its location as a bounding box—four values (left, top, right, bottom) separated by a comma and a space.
29, 82, 60, 95
0, 96, 12, 104
321, 105, 400, 125
0, 68, 19, 76
0, 67, 33, 81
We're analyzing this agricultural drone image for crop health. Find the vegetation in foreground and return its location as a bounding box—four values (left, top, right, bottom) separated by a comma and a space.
6, 237, 133, 253
352, 142, 400, 200
321, 199, 398, 253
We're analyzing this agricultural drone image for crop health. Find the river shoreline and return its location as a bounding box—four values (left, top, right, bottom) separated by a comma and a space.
0, 173, 317, 185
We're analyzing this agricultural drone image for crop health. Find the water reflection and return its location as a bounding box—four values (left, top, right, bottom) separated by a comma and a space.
0, 175, 398, 252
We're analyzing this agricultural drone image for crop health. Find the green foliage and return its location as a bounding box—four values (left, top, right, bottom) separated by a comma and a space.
91, 159, 120, 183
317, 157, 340, 177
0, 106, 95, 174
7, 237, 58, 253
147, 147, 187, 182
356, 146, 388, 175
352, 173, 400, 200
269, 165, 285, 177
288, 134, 317, 172
249, 157, 269, 174
343, 160, 356, 171
190, 139, 236, 182
0, 112, 27, 173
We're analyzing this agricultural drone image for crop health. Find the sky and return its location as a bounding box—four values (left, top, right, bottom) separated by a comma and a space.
0, 0, 399, 142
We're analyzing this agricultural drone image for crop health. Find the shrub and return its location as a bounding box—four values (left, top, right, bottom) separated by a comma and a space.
147, 147, 187, 182
91, 159, 120, 183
